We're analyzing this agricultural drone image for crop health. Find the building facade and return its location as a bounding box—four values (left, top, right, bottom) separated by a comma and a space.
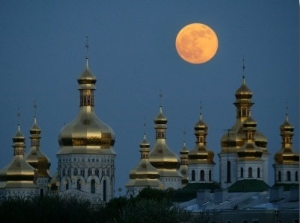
56, 47, 116, 203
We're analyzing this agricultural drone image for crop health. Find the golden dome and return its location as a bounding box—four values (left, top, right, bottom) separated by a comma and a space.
126, 134, 161, 188
274, 114, 299, 164
26, 116, 51, 178
235, 76, 253, 100
221, 76, 267, 153
237, 114, 263, 160
57, 58, 115, 155
0, 124, 36, 188
188, 112, 215, 164
149, 106, 180, 174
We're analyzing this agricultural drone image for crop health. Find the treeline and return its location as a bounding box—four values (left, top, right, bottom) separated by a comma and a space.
0, 188, 216, 223
0, 188, 212, 223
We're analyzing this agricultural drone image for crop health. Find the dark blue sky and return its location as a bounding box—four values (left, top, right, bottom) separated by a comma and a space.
0, 1, 298, 194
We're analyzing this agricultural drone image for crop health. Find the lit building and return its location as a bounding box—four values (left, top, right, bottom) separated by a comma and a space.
0, 120, 38, 199
179, 140, 189, 187
126, 134, 162, 197
188, 110, 215, 184
26, 110, 51, 197
273, 113, 299, 188
218, 75, 269, 190
148, 106, 182, 189
56, 42, 116, 203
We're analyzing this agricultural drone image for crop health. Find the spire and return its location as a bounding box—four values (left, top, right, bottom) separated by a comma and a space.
285, 102, 289, 122
159, 89, 163, 108
85, 36, 89, 68
242, 56, 245, 80
200, 101, 203, 120
17, 108, 20, 127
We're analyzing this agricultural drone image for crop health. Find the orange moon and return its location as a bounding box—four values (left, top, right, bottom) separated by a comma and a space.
175, 23, 218, 64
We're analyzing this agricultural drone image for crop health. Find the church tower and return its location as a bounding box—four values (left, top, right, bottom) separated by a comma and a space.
188, 109, 215, 184
179, 138, 189, 187
0, 115, 38, 198
57, 39, 116, 203
273, 113, 299, 187
219, 64, 269, 189
149, 105, 182, 189
126, 133, 162, 198
26, 103, 51, 197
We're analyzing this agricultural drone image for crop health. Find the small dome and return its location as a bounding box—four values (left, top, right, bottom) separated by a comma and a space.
0, 124, 36, 188
26, 117, 51, 177
154, 106, 167, 124
194, 113, 207, 131
235, 76, 253, 100
274, 114, 299, 164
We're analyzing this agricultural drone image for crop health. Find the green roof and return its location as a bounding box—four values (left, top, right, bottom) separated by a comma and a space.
228, 179, 269, 192
173, 182, 221, 202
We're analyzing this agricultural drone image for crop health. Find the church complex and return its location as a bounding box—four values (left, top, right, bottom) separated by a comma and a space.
0, 44, 298, 207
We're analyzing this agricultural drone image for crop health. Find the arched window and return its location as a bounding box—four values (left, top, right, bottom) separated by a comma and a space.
88, 168, 92, 176
77, 179, 81, 190
278, 171, 282, 182
80, 169, 85, 176
248, 167, 252, 178
227, 161, 231, 183
91, 179, 95, 194
192, 170, 195, 181
95, 169, 99, 177
200, 170, 205, 181
66, 181, 69, 190
209, 170, 212, 181
74, 168, 78, 176
295, 171, 298, 182
287, 171, 291, 181
240, 167, 244, 178
103, 180, 107, 202
257, 168, 260, 178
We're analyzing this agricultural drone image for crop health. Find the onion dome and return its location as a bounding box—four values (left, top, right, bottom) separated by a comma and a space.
0, 123, 37, 188
188, 112, 215, 164
220, 76, 267, 153
149, 106, 181, 177
26, 116, 51, 178
179, 141, 189, 186
274, 114, 299, 164
237, 112, 263, 160
57, 52, 115, 155
126, 134, 162, 188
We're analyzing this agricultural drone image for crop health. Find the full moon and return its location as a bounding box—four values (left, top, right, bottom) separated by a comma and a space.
175, 23, 218, 64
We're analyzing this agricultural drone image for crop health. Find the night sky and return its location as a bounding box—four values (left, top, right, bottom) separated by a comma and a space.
0, 1, 298, 195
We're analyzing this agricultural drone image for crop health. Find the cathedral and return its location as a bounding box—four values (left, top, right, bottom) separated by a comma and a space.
125, 67, 299, 196
0, 43, 298, 203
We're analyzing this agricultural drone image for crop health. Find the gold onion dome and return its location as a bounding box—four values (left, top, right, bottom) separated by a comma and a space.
221, 76, 267, 152
126, 134, 161, 187
57, 54, 115, 155
0, 123, 36, 188
237, 112, 262, 159
274, 114, 299, 164
149, 106, 180, 172
26, 116, 51, 177
188, 112, 214, 164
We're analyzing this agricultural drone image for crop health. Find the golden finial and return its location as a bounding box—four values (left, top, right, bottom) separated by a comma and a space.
242, 56, 245, 79
285, 102, 289, 121
159, 89, 162, 107
33, 101, 37, 117
85, 36, 89, 67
